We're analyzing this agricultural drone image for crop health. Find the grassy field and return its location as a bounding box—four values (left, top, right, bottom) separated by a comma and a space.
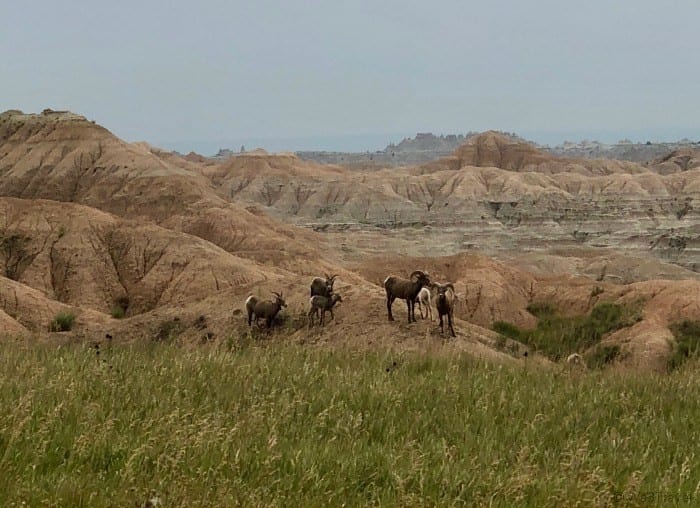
1, 339, 700, 507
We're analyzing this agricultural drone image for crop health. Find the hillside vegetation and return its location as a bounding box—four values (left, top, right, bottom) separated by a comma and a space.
1, 341, 699, 506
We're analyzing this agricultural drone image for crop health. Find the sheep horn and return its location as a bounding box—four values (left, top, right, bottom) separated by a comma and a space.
444, 283, 456, 293
410, 270, 427, 281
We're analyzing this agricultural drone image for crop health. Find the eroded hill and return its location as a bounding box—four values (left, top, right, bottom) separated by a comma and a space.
2, 109, 700, 372
192, 132, 700, 272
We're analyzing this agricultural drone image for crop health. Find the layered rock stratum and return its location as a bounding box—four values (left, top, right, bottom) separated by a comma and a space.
2, 109, 700, 372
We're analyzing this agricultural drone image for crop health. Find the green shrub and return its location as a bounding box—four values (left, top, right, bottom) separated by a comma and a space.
668, 320, 700, 371
586, 345, 621, 369
493, 321, 522, 340
110, 295, 129, 319
110, 306, 126, 319
492, 302, 637, 362
155, 318, 183, 342
49, 311, 76, 332
590, 302, 623, 328
526, 302, 556, 318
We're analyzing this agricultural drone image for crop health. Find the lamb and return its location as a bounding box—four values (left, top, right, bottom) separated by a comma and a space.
245, 292, 287, 328
308, 293, 342, 327
415, 286, 433, 321
384, 270, 431, 323
310, 274, 338, 297
434, 282, 456, 337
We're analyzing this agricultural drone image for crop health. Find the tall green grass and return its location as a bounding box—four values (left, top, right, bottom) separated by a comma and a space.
1, 340, 699, 506
668, 320, 700, 371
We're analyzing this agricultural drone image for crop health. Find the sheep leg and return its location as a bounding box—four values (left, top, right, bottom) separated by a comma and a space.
247, 311, 253, 326
439, 313, 444, 334
308, 308, 315, 327
320, 310, 326, 326
405, 299, 413, 323
448, 312, 456, 338
387, 295, 395, 321
328, 308, 334, 322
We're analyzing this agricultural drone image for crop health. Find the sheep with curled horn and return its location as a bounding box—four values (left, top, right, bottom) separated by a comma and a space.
245, 291, 287, 328
310, 273, 338, 298
434, 282, 457, 337
384, 270, 431, 323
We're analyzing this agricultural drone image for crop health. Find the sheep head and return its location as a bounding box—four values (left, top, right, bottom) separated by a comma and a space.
435, 283, 456, 303
322, 273, 338, 292
410, 270, 430, 285
272, 292, 287, 308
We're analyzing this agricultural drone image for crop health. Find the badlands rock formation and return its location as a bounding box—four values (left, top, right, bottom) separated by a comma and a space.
2, 109, 700, 372
199, 131, 700, 274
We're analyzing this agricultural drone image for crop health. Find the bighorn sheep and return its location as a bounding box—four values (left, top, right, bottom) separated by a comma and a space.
415, 286, 433, 321
434, 282, 456, 337
566, 353, 587, 370
245, 292, 287, 328
384, 270, 431, 323
308, 293, 342, 327
310, 274, 338, 297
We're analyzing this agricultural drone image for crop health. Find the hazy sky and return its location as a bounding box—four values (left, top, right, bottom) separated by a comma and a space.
2, 0, 698, 153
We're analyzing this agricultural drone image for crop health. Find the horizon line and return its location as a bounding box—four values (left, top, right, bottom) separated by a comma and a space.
150, 128, 700, 157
